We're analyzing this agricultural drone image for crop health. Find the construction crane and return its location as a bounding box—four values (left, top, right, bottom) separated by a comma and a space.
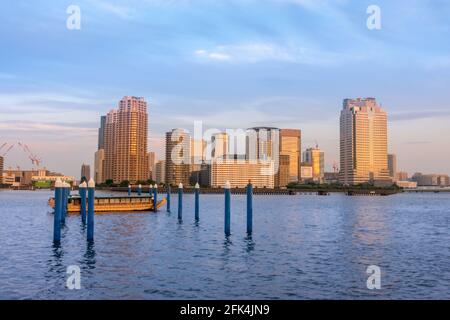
0, 142, 43, 167
2, 144, 14, 157
18, 142, 43, 167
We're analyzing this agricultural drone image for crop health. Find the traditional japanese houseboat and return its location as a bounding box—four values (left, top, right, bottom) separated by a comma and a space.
48, 195, 166, 214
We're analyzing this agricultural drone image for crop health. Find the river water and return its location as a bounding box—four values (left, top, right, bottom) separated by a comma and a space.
0, 189, 449, 299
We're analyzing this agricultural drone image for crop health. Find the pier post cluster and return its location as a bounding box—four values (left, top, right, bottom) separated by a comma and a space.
53, 179, 255, 244
52, 178, 96, 244
53, 179, 71, 243
174, 181, 254, 236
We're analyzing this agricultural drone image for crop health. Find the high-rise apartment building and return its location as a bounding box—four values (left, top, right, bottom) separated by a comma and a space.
103, 96, 149, 184
165, 129, 191, 186
155, 160, 166, 185
246, 127, 280, 161
80, 164, 91, 182
191, 138, 207, 165
339, 98, 390, 186
388, 154, 397, 181
211, 132, 229, 162
279, 129, 301, 182
94, 149, 105, 183
276, 154, 290, 188
303, 146, 325, 182
148, 152, 156, 180
98, 115, 106, 150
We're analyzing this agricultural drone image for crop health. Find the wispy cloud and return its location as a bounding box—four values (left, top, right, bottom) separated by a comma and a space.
194, 42, 352, 65
391, 110, 450, 122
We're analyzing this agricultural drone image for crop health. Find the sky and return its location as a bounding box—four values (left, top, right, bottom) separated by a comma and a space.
0, 0, 450, 178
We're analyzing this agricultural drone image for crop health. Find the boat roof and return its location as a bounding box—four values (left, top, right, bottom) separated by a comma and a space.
69, 195, 153, 199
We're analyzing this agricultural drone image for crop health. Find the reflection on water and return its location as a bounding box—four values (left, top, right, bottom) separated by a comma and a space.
0, 190, 449, 299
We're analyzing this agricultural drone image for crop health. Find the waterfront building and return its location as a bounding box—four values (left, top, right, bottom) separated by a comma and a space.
246, 127, 280, 161
211, 157, 275, 188
396, 181, 418, 189
300, 163, 314, 182
211, 132, 229, 162
103, 97, 149, 184
279, 129, 301, 183
80, 164, 91, 182
339, 98, 390, 186
94, 149, 105, 184
303, 146, 325, 183
148, 152, 156, 180
191, 138, 207, 165
98, 115, 106, 150
388, 154, 397, 181
411, 173, 450, 187
154, 160, 166, 185
276, 154, 290, 188
324, 172, 340, 184
165, 129, 191, 186
396, 171, 408, 182
1, 168, 73, 187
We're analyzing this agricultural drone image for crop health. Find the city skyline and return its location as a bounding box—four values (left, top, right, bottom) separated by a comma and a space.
1, 1, 450, 177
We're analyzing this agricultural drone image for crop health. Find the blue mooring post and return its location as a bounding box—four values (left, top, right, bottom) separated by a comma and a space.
224, 181, 231, 236
246, 182, 253, 235
195, 183, 200, 221
128, 184, 131, 197
178, 183, 183, 221
166, 185, 171, 212
138, 184, 142, 196
61, 183, 68, 224
53, 179, 63, 243
153, 184, 158, 212
87, 179, 95, 242
79, 181, 87, 224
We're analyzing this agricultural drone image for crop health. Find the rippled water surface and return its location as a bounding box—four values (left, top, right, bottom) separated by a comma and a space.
0, 190, 449, 299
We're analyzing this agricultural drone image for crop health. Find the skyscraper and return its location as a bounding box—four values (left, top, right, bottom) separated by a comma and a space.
246, 127, 280, 161
80, 164, 91, 182
103, 96, 149, 183
94, 149, 105, 183
98, 115, 106, 150
165, 129, 191, 186
339, 98, 390, 186
148, 152, 156, 180
279, 129, 301, 182
211, 132, 229, 162
388, 154, 397, 181
155, 160, 166, 184
303, 146, 325, 183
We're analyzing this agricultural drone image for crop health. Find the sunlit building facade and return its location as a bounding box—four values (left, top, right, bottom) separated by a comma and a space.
339, 98, 390, 186
279, 129, 301, 183
211, 158, 275, 188
165, 129, 191, 186
103, 96, 149, 184
303, 147, 325, 183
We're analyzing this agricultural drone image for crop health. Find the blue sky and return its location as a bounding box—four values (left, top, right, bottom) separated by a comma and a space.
1, 0, 450, 177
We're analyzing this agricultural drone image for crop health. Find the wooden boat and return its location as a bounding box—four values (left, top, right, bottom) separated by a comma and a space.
48, 195, 167, 214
